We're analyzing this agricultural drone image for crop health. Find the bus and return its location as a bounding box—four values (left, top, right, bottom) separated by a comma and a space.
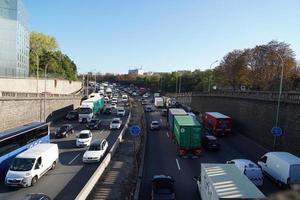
0, 122, 50, 180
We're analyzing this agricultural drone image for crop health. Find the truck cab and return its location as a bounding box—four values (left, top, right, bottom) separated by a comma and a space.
79, 104, 93, 123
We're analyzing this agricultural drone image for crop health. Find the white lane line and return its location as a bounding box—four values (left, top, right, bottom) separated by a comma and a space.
176, 158, 181, 171
68, 153, 81, 165
166, 132, 170, 138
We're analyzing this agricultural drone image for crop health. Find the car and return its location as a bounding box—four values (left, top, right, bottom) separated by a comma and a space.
113, 93, 119, 98
110, 102, 117, 109
104, 96, 110, 103
76, 130, 92, 147
82, 139, 109, 163
102, 106, 112, 115
86, 119, 101, 130
111, 97, 118, 104
151, 175, 175, 200
141, 100, 148, 105
65, 110, 78, 120
144, 105, 153, 112
55, 124, 74, 138
142, 94, 148, 98
227, 159, 263, 186
132, 92, 138, 96
150, 121, 160, 130
161, 109, 167, 117
122, 94, 128, 102
110, 118, 122, 130
202, 134, 220, 150
116, 107, 126, 116
23, 193, 51, 200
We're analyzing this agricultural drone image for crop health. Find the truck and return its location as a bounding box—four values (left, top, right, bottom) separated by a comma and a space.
154, 97, 164, 107
194, 163, 265, 200
5, 144, 59, 187
167, 108, 187, 136
173, 115, 202, 156
202, 112, 232, 136
105, 87, 112, 98
78, 97, 104, 122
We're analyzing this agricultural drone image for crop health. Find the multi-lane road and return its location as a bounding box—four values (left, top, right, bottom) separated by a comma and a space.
0, 100, 130, 200
139, 104, 280, 199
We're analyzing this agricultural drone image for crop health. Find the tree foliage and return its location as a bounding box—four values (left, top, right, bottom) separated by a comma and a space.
29, 32, 77, 80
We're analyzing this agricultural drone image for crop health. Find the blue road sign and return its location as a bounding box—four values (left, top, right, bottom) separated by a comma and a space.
271, 127, 282, 136
130, 125, 141, 137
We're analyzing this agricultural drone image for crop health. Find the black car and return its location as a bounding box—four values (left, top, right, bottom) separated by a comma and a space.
23, 193, 51, 200
55, 124, 74, 138
86, 119, 101, 130
202, 134, 220, 150
144, 106, 153, 112
102, 107, 112, 115
65, 110, 78, 120
152, 175, 175, 200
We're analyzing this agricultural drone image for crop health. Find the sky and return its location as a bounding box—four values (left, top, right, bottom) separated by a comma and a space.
23, 0, 300, 74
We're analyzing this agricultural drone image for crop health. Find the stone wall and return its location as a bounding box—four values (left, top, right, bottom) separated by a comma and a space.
0, 77, 82, 94
0, 96, 81, 131
174, 93, 300, 156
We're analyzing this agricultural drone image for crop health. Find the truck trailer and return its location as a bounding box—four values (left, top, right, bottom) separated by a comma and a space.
195, 163, 265, 200
78, 97, 104, 122
154, 97, 164, 107
173, 115, 202, 156
167, 108, 187, 136
202, 112, 232, 136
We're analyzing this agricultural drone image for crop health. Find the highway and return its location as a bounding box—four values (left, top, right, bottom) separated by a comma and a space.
139, 104, 280, 199
0, 100, 130, 200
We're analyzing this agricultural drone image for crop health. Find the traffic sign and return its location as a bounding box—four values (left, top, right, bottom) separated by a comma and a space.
130, 125, 141, 137
271, 127, 282, 136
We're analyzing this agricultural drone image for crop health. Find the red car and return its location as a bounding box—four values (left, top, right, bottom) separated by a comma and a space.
202, 112, 232, 136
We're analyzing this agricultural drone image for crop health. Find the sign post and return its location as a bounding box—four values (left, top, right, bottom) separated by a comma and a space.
271, 126, 283, 150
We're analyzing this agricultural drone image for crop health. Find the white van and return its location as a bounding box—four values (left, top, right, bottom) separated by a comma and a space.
227, 159, 263, 186
5, 144, 59, 187
258, 152, 300, 186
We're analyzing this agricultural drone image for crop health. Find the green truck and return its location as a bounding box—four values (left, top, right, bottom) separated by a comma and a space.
174, 115, 202, 156
78, 97, 105, 122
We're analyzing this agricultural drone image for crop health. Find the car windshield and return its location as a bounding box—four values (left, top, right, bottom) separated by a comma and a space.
152, 122, 159, 125
118, 110, 124, 112
9, 158, 35, 171
79, 133, 90, 138
57, 126, 68, 132
112, 120, 120, 124
79, 108, 92, 114
88, 144, 100, 151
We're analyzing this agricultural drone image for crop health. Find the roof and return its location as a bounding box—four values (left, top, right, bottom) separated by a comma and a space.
174, 115, 201, 126
80, 130, 91, 134
268, 152, 300, 164
202, 164, 265, 198
0, 122, 48, 141
169, 108, 187, 115
206, 112, 230, 119
16, 144, 57, 158
90, 139, 103, 146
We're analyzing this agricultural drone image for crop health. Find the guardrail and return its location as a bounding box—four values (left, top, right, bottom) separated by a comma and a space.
0, 91, 82, 98
74, 108, 132, 200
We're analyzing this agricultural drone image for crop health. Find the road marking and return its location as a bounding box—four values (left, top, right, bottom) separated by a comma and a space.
166, 132, 169, 138
68, 153, 81, 165
176, 158, 181, 170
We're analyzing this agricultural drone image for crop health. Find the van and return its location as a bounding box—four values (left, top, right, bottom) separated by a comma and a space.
227, 159, 263, 186
258, 152, 300, 186
5, 144, 59, 187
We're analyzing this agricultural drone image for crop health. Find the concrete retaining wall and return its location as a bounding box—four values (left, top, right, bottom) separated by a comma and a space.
0, 77, 82, 94
0, 96, 81, 131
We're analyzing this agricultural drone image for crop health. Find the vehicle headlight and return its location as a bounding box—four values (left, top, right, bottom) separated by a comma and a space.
25, 173, 31, 177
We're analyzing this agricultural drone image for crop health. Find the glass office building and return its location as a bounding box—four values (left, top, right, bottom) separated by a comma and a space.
0, 0, 29, 77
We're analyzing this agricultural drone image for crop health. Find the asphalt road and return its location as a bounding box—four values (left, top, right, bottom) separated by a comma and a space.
0, 99, 130, 200
139, 106, 280, 200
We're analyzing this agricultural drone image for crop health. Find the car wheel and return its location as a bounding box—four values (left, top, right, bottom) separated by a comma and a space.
51, 161, 57, 170
31, 176, 38, 186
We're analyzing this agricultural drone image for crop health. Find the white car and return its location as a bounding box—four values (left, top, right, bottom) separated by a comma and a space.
142, 94, 148, 98
150, 121, 160, 130
113, 93, 119, 98
110, 102, 117, 109
76, 130, 92, 147
111, 97, 118, 104
122, 95, 128, 102
110, 118, 122, 129
226, 159, 263, 186
82, 139, 108, 163
117, 107, 126, 116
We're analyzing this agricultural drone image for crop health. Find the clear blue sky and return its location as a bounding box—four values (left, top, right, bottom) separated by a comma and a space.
24, 0, 300, 74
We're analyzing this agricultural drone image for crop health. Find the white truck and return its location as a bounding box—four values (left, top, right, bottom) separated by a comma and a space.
5, 144, 59, 187
78, 97, 104, 123
106, 87, 112, 98
194, 163, 265, 200
154, 97, 164, 107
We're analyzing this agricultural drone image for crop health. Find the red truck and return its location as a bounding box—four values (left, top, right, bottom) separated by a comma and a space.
202, 112, 232, 136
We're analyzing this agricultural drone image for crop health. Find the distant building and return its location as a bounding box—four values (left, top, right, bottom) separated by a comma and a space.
128, 68, 144, 75
0, 0, 29, 77
143, 71, 153, 76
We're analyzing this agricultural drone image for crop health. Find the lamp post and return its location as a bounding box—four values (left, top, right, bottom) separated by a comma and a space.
208, 60, 218, 93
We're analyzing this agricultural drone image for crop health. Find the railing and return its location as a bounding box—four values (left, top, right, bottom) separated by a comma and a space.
0, 91, 82, 98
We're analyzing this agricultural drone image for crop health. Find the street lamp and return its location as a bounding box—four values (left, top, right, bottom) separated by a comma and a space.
208, 60, 219, 92
44, 63, 49, 121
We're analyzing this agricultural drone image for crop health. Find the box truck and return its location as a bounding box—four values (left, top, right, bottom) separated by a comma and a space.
202, 112, 232, 135
5, 144, 59, 187
195, 163, 265, 200
154, 97, 164, 107
173, 115, 202, 156
167, 108, 187, 136
79, 97, 104, 122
